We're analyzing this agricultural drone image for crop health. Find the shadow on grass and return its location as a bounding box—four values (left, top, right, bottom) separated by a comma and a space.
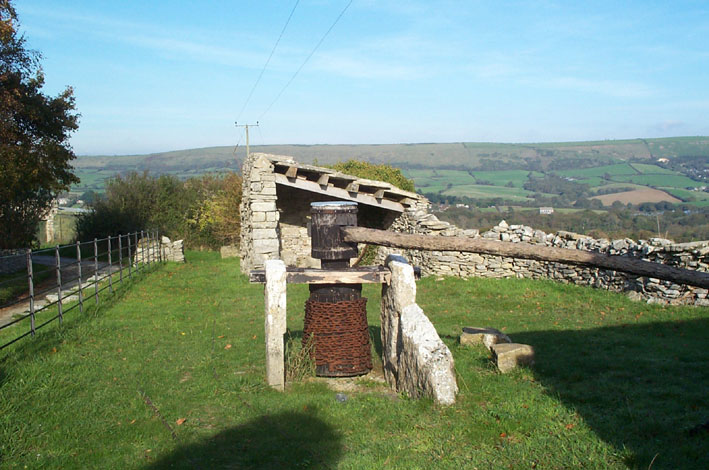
369, 325, 382, 358
513, 317, 709, 469
144, 411, 342, 470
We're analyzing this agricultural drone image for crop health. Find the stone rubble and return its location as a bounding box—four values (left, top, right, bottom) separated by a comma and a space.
220, 245, 239, 259
491, 343, 535, 373
460, 327, 512, 349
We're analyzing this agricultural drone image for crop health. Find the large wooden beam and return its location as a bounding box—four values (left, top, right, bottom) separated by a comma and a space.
250, 266, 391, 284
341, 226, 709, 289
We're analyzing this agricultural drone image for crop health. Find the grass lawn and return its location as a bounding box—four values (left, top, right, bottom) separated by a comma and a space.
1, 252, 708, 469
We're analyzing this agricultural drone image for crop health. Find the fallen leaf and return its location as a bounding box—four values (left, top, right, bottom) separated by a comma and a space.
224, 344, 232, 350
180, 332, 186, 336
218, 335, 225, 339
565, 423, 575, 430
500, 432, 507, 438
51, 347, 57, 353
130, 419, 136, 424
176, 418, 186, 425
252, 335, 257, 340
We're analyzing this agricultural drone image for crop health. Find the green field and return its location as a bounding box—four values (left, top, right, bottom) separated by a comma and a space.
629, 163, 678, 175
470, 170, 543, 187
613, 174, 704, 188
662, 187, 709, 203
1, 253, 708, 468
441, 184, 534, 200
555, 163, 638, 179
591, 182, 647, 193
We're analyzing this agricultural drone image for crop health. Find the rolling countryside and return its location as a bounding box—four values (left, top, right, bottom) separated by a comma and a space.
71, 136, 709, 208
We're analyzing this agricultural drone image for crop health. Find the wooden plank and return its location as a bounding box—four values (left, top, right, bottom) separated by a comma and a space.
250, 266, 391, 284
317, 174, 329, 186
374, 189, 385, 199
346, 181, 359, 193
285, 166, 298, 178
341, 226, 709, 289
274, 173, 405, 212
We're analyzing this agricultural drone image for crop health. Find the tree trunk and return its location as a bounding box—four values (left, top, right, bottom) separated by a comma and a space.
341, 226, 709, 289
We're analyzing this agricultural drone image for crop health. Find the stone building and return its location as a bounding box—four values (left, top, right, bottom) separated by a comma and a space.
240, 153, 709, 306
239, 153, 425, 273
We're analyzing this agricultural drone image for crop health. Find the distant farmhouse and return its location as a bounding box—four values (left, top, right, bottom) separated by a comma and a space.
539, 207, 554, 215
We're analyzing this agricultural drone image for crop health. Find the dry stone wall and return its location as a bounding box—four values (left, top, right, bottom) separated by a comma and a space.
134, 236, 185, 263
380, 211, 709, 306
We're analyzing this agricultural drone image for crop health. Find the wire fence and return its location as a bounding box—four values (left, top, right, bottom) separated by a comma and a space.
0, 230, 163, 351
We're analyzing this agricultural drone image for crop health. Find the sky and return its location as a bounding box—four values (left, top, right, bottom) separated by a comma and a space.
14, 0, 709, 155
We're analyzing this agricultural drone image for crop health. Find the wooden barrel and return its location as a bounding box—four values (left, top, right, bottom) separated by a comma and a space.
310, 201, 358, 263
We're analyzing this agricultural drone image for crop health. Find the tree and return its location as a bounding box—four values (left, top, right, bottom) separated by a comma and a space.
326, 160, 415, 192
0, 0, 79, 248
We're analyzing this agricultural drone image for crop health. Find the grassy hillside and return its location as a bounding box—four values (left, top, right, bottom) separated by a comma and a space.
0, 252, 707, 468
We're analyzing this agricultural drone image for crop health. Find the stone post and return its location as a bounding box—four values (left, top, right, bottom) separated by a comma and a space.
264, 259, 287, 391
381, 254, 458, 405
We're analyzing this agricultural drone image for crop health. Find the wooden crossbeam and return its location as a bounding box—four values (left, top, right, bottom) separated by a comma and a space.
250, 266, 391, 285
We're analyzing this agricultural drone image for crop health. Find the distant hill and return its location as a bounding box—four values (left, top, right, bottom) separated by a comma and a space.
75, 136, 709, 172
71, 137, 709, 207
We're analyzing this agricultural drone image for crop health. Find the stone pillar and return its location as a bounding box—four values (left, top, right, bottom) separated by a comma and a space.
264, 259, 287, 391
380, 254, 417, 384
381, 254, 458, 405
240, 154, 281, 274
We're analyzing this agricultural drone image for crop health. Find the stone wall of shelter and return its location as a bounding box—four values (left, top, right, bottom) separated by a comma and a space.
378, 211, 709, 307
240, 155, 281, 273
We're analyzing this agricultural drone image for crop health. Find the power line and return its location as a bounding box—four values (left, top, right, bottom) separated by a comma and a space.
235, 0, 301, 123
258, 0, 354, 121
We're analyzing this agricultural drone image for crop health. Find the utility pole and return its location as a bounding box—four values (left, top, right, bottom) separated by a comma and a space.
235, 121, 259, 158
